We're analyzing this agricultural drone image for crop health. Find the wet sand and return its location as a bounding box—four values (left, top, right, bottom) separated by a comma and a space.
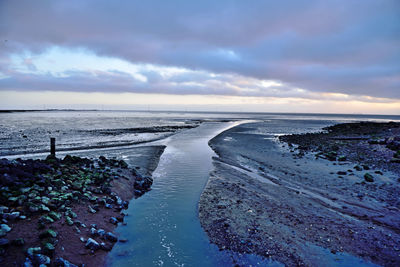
199, 122, 400, 266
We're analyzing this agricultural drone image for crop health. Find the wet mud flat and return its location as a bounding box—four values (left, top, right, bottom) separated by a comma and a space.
0, 121, 198, 157
199, 122, 400, 266
0, 145, 164, 266
279, 122, 400, 174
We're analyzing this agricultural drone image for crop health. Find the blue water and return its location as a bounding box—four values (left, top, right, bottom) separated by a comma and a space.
106, 122, 280, 266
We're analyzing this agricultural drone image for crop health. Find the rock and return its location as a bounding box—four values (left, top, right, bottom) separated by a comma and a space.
338, 156, 347, 161
105, 232, 118, 242
362, 164, 370, 170
109, 217, 118, 225
337, 171, 347, 175
364, 173, 374, 182
0, 224, 11, 233
73, 220, 84, 227
0, 238, 9, 247
324, 151, 337, 161
11, 238, 25, 246
65, 210, 77, 218
26, 247, 42, 258
88, 206, 97, 214
65, 216, 74, 226
39, 229, 58, 239
90, 227, 98, 237
41, 196, 50, 205
40, 204, 50, 212
0, 207, 9, 213
0, 230, 6, 237
97, 229, 106, 238
4, 211, 20, 220
375, 170, 383, 175
119, 160, 128, 168
79, 237, 86, 243
28, 203, 39, 213
23, 257, 34, 267
354, 165, 363, 171
119, 239, 128, 243
48, 211, 61, 221
100, 242, 112, 251
116, 215, 124, 222
134, 176, 153, 192
40, 215, 54, 224
31, 253, 51, 266
54, 257, 78, 267
106, 197, 114, 204
74, 226, 81, 234
115, 196, 123, 205
43, 242, 55, 256
85, 238, 100, 251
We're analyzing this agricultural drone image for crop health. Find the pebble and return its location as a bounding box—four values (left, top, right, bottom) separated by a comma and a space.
0, 238, 9, 247
74, 226, 81, 234
110, 217, 118, 225
97, 229, 106, 238
105, 232, 118, 242
54, 257, 78, 267
31, 253, 51, 265
88, 206, 97, 214
0, 224, 11, 233
100, 242, 112, 251
90, 227, 98, 237
85, 238, 100, 251
23, 257, 34, 267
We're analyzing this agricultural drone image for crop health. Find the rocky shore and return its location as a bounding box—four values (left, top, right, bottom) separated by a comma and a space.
0, 146, 164, 266
199, 121, 400, 266
279, 122, 400, 175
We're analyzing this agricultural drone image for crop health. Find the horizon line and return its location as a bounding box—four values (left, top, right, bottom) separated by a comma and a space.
1, 109, 400, 117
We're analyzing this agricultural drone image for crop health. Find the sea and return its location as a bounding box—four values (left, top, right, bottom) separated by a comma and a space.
1, 110, 399, 157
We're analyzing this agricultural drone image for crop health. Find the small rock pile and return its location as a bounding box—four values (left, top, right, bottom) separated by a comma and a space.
0, 154, 140, 266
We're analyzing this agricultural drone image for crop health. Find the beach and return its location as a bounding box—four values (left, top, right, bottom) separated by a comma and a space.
1, 111, 400, 266
199, 121, 400, 266
0, 146, 164, 266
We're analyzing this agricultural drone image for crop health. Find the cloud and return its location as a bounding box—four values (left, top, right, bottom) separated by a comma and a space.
0, 0, 399, 100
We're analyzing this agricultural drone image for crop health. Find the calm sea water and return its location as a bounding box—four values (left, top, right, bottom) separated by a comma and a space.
1, 110, 398, 157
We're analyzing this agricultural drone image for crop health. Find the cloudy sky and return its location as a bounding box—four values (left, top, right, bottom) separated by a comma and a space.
0, 0, 399, 114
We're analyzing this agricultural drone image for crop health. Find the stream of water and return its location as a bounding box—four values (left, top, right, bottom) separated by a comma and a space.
106, 122, 276, 266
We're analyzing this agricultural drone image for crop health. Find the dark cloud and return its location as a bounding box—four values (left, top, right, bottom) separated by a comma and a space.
0, 0, 399, 99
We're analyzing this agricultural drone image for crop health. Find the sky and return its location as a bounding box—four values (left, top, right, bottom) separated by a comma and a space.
0, 0, 399, 114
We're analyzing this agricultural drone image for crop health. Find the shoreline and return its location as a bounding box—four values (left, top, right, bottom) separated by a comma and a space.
0, 125, 198, 158
0, 145, 165, 266
199, 121, 400, 266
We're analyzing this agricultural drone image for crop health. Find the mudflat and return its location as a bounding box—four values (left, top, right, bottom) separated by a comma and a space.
199, 122, 400, 266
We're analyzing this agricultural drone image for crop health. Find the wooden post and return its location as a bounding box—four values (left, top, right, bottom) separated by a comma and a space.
50, 137, 56, 157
